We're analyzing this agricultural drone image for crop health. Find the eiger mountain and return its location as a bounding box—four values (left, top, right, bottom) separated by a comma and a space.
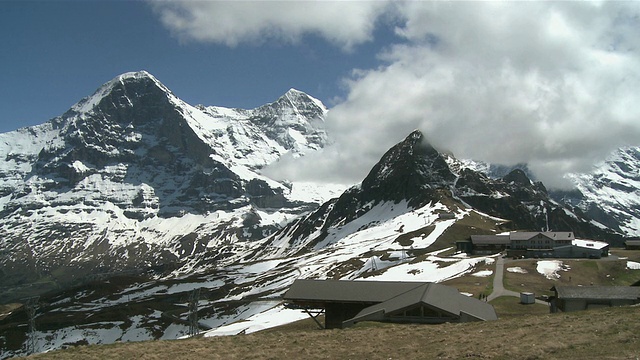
0, 71, 333, 297
0, 71, 637, 357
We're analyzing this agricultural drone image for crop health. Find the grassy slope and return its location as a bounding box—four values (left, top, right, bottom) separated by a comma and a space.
503, 250, 640, 298
25, 304, 640, 360
15, 205, 640, 359
17, 253, 640, 359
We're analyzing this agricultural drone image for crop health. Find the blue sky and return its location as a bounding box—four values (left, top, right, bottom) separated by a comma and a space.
2, 1, 640, 188
0, 1, 392, 132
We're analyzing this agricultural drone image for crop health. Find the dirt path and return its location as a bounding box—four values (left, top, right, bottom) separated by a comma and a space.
487, 255, 519, 302
488, 255, 549, 305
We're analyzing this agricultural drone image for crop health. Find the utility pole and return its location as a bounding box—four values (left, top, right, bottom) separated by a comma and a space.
188, 288, 201, 337
24, 296, 39, 355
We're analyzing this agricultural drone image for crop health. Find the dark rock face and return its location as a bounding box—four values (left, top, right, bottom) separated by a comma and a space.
318, 131, 455, 237
361, 130, 456, 206
454, 167, 618, 242
262, 131, 460, 250
0, 72, 329, 299
262, 130, 621, 253
27, 73, 258, 217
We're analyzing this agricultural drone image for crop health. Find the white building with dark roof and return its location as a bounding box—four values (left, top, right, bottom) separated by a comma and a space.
461, 231, 609, 258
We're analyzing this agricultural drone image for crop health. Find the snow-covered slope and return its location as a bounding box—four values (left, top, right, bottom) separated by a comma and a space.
0, 70, 636, 358
0, 71, 341, 296
560, 147, 640, 237
0, 126, 630, 358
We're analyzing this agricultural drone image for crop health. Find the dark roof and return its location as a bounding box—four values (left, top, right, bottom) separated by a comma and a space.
470, 235, 510, 245
284, 279, 498, 325
283, 279, 424, 303
346, 282, 497, 324
510, 232, 574, 241
553, 286, 640, 300
625, 240, 640, 246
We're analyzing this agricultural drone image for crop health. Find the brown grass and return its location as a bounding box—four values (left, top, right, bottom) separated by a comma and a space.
442, 268, 494, 298
24, 305, 640, 360
503, 257, 640, 297
490, 296, 551, 318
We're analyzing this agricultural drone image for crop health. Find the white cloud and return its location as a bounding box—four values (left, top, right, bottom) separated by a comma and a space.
282, 2, 640, 188
149, 0, 391, 50
153, 1, 640, 189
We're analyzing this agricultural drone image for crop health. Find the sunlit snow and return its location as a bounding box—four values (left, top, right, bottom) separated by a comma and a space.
627, 261, 640, 270
506, 267, 528, 274
536, 260, 569, 280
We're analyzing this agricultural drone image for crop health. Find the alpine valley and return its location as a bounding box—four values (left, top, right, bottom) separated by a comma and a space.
0, 71, 638, 357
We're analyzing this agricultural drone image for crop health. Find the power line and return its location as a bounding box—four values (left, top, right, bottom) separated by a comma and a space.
24, 296, 39, 355
188, 288, 201, 337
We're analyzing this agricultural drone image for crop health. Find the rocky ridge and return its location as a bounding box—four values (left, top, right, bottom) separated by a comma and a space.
0, 71, 335, 297
0, 112, 634, 357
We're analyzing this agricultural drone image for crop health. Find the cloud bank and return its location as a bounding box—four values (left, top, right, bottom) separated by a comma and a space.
153, 1, 640, 189
150, 1, 390, 49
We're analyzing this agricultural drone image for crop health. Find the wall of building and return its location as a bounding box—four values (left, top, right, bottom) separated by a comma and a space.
560, 298, 638, 312
325, 303, 368, 329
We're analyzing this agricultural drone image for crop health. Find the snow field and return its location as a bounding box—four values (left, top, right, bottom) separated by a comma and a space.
536, 260, 570, 280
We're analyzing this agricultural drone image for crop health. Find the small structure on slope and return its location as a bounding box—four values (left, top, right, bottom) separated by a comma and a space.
283, 279, 497, 329
550, 285, 640, 313
520, 292, 536, 304
625, 239, 640, 250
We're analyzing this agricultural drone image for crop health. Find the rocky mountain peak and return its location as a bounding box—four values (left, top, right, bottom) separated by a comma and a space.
245, 89, 327, 153
256, 88, 327, 122
557, 145, 640, 237
70, 70, 172, 117
502, 169, 533, 187
0, 71, 338, 305
360, 130, 455, 205
282, 88, 327, 113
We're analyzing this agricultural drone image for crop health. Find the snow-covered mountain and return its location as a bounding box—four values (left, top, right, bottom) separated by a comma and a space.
555, 146, 640, 237
0, 130, 508, 358
0, 119, 631, 357
0, 71, 637, 357
0, 71, 343, 300
248, 130, 618, 261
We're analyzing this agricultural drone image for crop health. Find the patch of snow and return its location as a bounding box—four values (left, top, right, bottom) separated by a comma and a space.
472, 270, 493, 277
363, 255, 495, 283
626, 261, 640, 270
286, 181, 349, 204
536, 260, 569, 280
507, 267, 528, 274
204, 304, 308, 337
71, 160, 90, 173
